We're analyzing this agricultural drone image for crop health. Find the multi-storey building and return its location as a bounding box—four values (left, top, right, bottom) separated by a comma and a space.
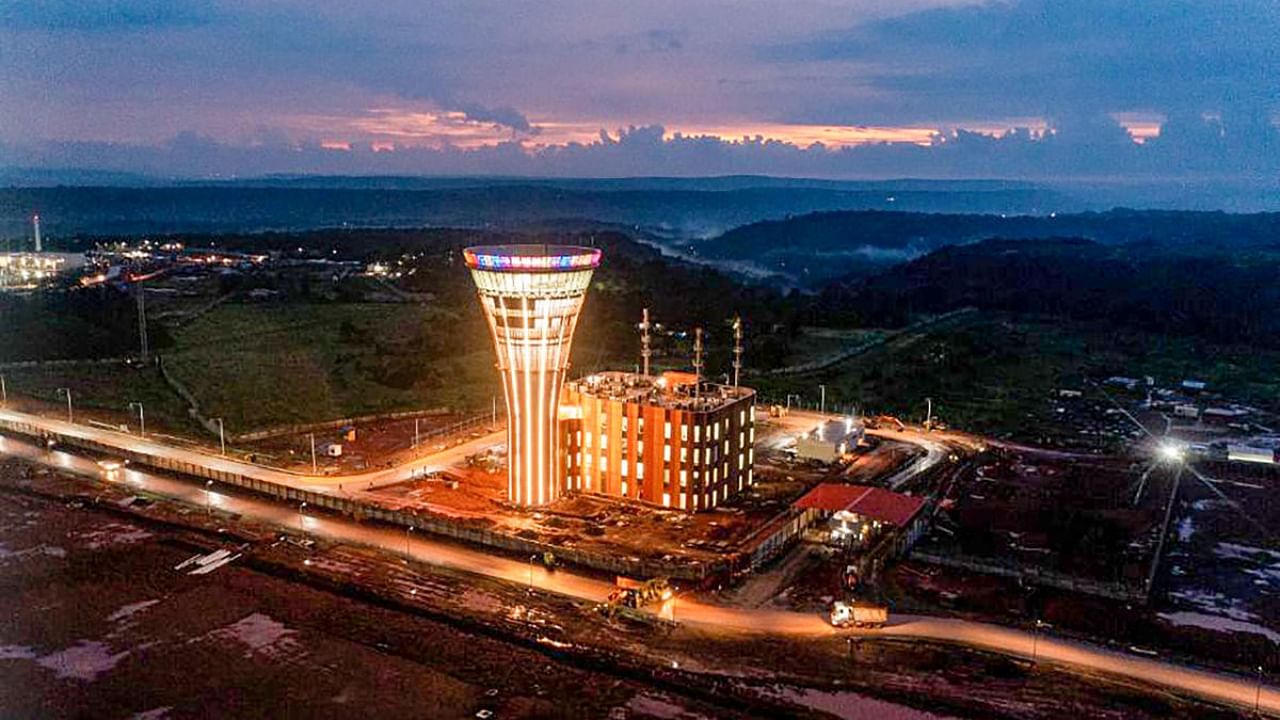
561, 371, 756, 511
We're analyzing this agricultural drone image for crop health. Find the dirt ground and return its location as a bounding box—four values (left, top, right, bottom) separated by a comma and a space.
242, 413, 480, 473
0, 467, 743, 720
0, 457, 1250, 720
916, 446, 1169, 585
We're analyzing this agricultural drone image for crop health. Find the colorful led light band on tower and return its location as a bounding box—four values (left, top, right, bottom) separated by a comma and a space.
464, 244, 602, 507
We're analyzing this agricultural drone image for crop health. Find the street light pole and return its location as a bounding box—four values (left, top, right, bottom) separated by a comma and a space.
129, 402, 145, 437
0, 374, 6, 405
56, 388, 72, 423
214, 418, 225, 456
310, 433, 317, 473
1031, 619, 1050, 665
298, 501, 307, 534
413, 419, 420, 449
205, 480, 213, 514
1257, 665, 1264, 717
528, 554, 537, 593
405, 525, 414, 560
820, 385, 826, 415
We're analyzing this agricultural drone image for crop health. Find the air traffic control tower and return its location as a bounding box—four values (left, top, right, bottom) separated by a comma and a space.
464, 244, 602, 507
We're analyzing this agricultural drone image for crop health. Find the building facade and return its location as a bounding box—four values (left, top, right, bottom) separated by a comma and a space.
561, 371, 755, 511
464, 244, 602, 507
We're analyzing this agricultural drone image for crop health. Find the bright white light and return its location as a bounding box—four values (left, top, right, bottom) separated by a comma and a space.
1158, 443, 1185, 463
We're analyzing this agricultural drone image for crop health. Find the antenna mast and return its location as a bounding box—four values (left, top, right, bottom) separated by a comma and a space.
640, 307, 652, 377
693, 327, 704, 398
732, 316, 743, 387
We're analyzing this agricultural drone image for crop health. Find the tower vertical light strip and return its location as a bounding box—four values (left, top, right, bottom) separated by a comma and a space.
465, 245, 602, 507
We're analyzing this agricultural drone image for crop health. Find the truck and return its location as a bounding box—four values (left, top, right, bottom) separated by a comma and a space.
599, 577, 673, 619
829, 601, 888, 629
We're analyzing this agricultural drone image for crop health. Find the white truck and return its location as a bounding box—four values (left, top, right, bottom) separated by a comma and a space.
830, 601, 888, 629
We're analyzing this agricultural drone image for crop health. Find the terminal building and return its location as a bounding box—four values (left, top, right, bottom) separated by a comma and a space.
561, 371, 756, 511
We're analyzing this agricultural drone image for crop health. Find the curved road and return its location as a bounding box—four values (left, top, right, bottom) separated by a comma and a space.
0, 411, 1277, 715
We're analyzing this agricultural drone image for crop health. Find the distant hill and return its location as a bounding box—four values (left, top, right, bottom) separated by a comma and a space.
698, 209, 1280, 285
0, 182, 1073, 241
815, 236, 1280, 347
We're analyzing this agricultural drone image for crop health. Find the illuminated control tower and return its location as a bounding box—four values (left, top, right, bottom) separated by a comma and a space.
464, 244, 602, 507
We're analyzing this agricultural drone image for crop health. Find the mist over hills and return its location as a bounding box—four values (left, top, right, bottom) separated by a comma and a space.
697, 209, 1280, 285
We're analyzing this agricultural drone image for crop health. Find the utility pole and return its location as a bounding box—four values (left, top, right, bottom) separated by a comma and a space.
310, 433, 318, 474
129, 402, 145, 437
640, 308, 652, 377
56, 387, 72, 423
136, 282, 149, 364
692, 328, 704, 398
732, 316, 743, 387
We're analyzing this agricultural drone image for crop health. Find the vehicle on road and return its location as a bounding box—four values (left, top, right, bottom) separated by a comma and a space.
830, 601, 888, 629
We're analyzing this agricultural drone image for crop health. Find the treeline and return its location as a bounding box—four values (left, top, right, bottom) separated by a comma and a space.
814, 237, 1280, 347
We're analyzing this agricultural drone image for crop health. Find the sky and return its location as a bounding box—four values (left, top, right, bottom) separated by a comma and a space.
0, 0, 1277, 179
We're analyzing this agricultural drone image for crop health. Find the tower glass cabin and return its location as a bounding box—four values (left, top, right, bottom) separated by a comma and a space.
464, 244, 602, 507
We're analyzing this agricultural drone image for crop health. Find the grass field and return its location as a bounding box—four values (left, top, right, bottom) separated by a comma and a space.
164, 302, 500, 432
753, 313, 1280, 441
1, 362, 195, 431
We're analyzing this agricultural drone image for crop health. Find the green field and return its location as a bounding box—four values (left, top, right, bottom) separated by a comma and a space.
164, 302, 501, 432
1, 362, 194, 431
753, 313, 1280, 441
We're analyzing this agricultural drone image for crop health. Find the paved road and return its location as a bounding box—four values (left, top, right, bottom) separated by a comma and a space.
1, 411, 1277, 715
0, 407, 505, 493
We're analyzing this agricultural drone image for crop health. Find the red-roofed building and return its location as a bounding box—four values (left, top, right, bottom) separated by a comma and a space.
793, 483, 931, 556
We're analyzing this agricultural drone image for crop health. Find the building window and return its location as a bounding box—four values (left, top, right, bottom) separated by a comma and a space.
621, 459, 629, 477
694, 425, 701, 442
681, 424, 688, 442
662, 492, 671, 507
714, 423, 720, 440
664, 445, 671, 461
636, 462, 645, 479
680, 469, 688, 488
665, 421, 671, 439
621, 480, 628, 495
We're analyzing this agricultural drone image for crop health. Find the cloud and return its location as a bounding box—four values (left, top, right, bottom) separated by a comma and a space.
455, 103, 534, 134
5, 115, 1276, 182
770, 0, 1280, 125
0, 0, 216, 31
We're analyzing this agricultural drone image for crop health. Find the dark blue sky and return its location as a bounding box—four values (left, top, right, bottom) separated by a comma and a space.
1, 0, 1277, 178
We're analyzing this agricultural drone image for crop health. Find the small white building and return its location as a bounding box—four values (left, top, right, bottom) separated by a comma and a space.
795, 418, 864, 463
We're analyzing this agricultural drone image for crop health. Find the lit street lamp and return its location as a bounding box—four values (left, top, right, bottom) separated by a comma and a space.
56, 387, 72, 423
1257, 665, 1264, 717
1032, 619, 1051, 665
214, 418, 226, 456
128, 402, 145, 437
